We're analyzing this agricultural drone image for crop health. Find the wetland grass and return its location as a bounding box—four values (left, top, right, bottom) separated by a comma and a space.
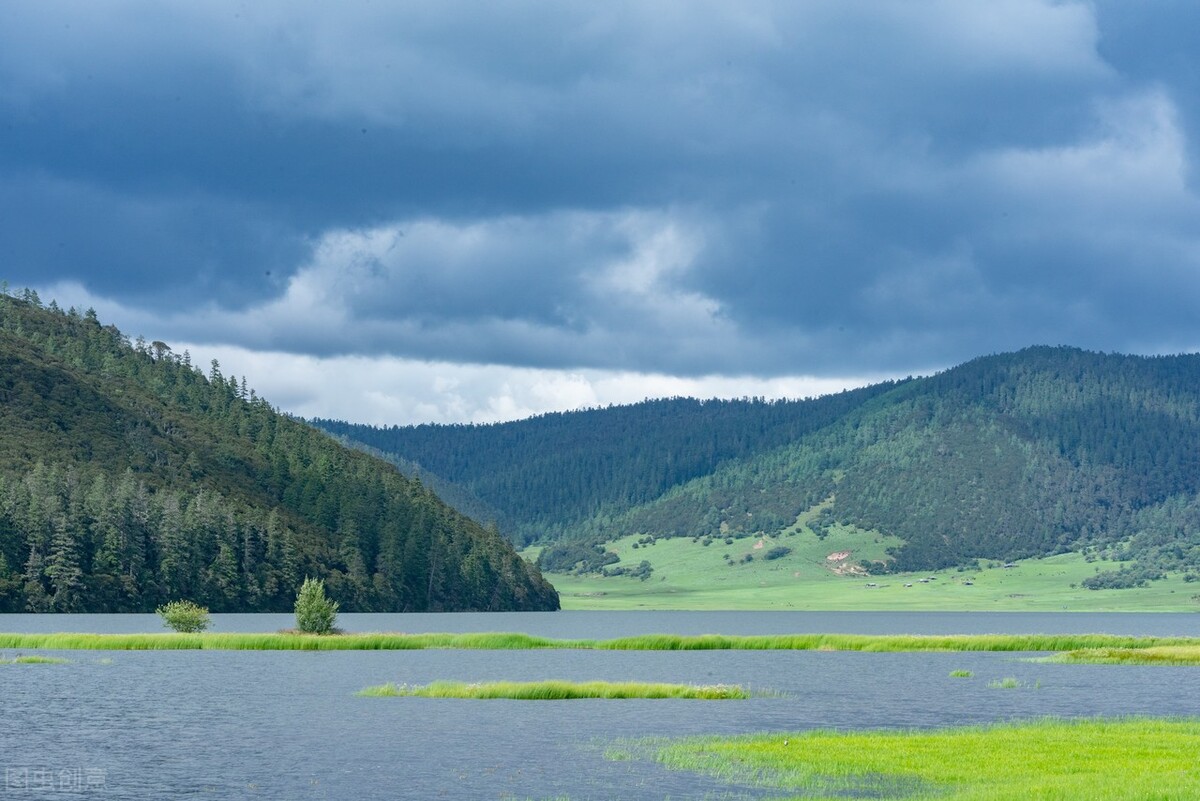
0, 655, 68, 664
357, 680, 750, 700
949, 669, 973, 678
1046, 645, 1200, 666
580, 632, 1200, 653
987, 677, 1024, 689
1, 631, 1197, 653
0, 631, 559, 651
648, 717, 1200, 800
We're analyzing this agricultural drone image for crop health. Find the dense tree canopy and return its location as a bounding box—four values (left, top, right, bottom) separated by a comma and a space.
0, 292, 558, 612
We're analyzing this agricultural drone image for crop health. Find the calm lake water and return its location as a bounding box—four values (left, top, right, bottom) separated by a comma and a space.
2, 612, 1199, 800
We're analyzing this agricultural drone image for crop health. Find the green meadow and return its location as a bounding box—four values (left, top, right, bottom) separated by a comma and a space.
636, 717, 1200, 800
358, 680, 749, 700
527, 524, 1200, 611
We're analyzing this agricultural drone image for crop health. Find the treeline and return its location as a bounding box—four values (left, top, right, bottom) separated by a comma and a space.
0, 291, 558, 612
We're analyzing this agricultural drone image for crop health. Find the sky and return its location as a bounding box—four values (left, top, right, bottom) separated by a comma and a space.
4, 1, 1199, 425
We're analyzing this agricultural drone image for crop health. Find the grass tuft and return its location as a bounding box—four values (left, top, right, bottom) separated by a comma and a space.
0, 654, 69, 665
949, 669, 973, 678
357, 680, 750, 700
987, 677, 1023, 689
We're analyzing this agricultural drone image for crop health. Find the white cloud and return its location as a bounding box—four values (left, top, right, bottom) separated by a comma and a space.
29, 277, 888, 422
163, 344, 891, 425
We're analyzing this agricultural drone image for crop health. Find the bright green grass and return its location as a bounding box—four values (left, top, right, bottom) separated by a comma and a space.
949, 670, 973, 678
0, 655, 68, 664
644, 717, 1200, 800
532, 523, 1200, 611
2, 631, 1197, 652
357, 680, 750, 700
586, 632, 1200, 652
1046, 645, 1200, 666
0, 631, 558, 651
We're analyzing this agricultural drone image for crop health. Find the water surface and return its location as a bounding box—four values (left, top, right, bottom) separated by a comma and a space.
2, 612, 1197, 799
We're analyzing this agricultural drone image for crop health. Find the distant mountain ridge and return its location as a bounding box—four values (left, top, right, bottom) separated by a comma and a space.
317, 347, 1200, 586
0, 291, 558, 613
313, 383, 906, 543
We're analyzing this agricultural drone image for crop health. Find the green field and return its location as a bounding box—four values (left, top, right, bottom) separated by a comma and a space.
528, 524, 1200, 611
632, 717, 1200, 800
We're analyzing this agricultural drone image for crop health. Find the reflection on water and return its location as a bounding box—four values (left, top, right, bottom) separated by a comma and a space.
2, 612, 1199, 799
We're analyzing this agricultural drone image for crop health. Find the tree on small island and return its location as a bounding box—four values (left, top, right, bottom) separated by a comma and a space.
156, 600, 211, 633
294, 577, 339, 634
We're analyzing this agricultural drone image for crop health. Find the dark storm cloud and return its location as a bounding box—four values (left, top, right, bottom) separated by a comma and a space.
4, 1, 1199, 377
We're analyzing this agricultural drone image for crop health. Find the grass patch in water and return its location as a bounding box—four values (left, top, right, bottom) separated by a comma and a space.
1045, 645, 1200, 666
0, 654, 68, 664
949, 669, 973, 678
647, 717, 1200, 800
1, 631, 1197, 653
987, 677, 1023, 689
357, 680, 750, 700
585, 633, 1200, 653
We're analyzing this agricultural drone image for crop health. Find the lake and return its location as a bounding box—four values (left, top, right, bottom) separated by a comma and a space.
2, 612, 1199, 799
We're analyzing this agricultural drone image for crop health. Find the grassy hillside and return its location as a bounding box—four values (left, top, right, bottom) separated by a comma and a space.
0, 291, 558, 613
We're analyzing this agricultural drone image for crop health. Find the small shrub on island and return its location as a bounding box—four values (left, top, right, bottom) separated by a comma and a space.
156, 600, 211, 633
294, 577, 339, 634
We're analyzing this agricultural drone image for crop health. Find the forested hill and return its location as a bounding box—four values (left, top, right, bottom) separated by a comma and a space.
313, 383, 906, 543
317, 347, 1200, 584
0, 291, 558, 613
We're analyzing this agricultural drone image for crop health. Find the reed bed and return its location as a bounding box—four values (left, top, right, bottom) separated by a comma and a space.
1046, 645, 1200, 666
648, 717, 1200, 800
1, 631, 1197, 653
357, 680, 749, 700
589, 633, 1200, 652
0, 631, 558, 651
